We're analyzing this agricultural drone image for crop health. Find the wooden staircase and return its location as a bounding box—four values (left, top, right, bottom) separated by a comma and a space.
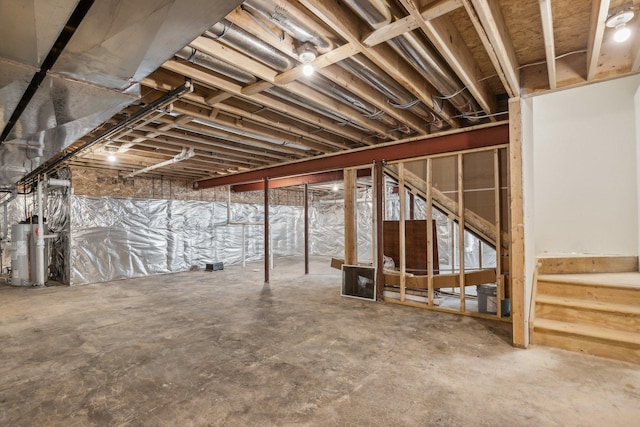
532, 256, 640, 364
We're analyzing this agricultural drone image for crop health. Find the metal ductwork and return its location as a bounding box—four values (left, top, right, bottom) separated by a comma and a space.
338, 55, 439, 126
176, 47, 257, 85
242, 0, 334, 53
266, 87, 374, 135
190, 118, 310, 152
306, 76, 409, 133
205, 19, 295, 71
0, 0, 244, 188
343, 0, 481, 120
235, 0, 441, 129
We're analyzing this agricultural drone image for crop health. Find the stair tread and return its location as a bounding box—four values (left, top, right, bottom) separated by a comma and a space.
534, 318, 640, 346
536, 294, 640, 315
537, 272, 640, 289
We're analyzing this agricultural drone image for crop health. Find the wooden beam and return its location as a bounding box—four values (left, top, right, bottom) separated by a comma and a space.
508, 98, 526, 348
426, 158, 434, 306
190, 36, 277, 83
400, 0, 497, 118
194, 123, 509, 189
363, 0, 462, 47
494, 149, 503, 317
160, 61, 372, 144
538, 0, 556, 89
299, 0, 459, 129
466, 0, 520, 97
344, 168, 358, 265
586, 0, 610, 80
231, 168, 371, 192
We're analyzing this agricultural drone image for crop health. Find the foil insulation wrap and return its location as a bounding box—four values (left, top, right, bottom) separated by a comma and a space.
69, 196, 315, 285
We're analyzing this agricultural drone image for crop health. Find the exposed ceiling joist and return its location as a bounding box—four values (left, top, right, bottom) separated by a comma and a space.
195, 122, 508, 189
466, 0, 520, 97
399, 0, 497, 119
538, 0, 556, 89
586, 0, 610, 81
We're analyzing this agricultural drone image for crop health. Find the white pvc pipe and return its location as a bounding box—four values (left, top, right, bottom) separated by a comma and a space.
35, 179, 45, 286
47, 178, 70, 187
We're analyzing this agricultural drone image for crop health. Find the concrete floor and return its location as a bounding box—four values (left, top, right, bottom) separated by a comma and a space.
1, 256, 639, 426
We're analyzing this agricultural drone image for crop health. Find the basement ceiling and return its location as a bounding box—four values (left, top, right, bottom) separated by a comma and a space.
6, 0, 640, 185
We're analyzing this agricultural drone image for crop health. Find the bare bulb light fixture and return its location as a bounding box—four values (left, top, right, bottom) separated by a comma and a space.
606, 9, 635, 43
297, 42, 317, 76
302, 64, 314, 76
107, 153, 117, 162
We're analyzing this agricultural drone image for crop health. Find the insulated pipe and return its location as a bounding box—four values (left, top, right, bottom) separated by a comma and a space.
126, 148, 195, 178
343, 0, 480, 119
35, 178, 45, 286
266, 87, 373, 133
306, 76, 407, 132
47, 178, 71, 188
0, 190, 17, 240
338, 56, 440, 127
243, 0, 333, 52
175, 47, 257, 85
206, 19, 294, 71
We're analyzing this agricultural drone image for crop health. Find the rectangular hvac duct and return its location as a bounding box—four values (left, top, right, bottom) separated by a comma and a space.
0, 0, 243, 187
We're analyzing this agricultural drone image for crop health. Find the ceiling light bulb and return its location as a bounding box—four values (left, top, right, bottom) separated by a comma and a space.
302, 63, 314, 76
332, 184, 339, 192
614, 24, 631, 42
107, 154, 117, 162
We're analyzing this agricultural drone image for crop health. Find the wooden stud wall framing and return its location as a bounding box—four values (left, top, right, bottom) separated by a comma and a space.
494, 149, 503, 318
508, 98, 526, 348
426, 158, 434, 307
457, 154, 466, 312
344, 168, 358, 266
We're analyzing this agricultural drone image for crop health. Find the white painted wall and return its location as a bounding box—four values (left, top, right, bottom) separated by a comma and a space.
530, 74, 640, 256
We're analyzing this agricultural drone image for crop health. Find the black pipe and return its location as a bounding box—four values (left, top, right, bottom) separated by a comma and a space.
18, 80, 193, 187
0, 0, 96, 143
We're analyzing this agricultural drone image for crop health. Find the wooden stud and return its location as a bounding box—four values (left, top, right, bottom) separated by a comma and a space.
586, 0, 610, 80
398, 162, 407, 302
426, 158, 434, 306
508, 98, 526, 348
538, 0, 556, 90
344, 168, 358, 265
457, 154, 465, 312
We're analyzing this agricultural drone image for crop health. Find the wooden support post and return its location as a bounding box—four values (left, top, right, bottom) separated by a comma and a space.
375, 162, 385, 301
509, 98, 526, 347
458, 154, 465, 312
304, 183, 309, 275
426, 158, 434, 306
264, 177, 270, 284
344, 168, 357, 265
398, 163, 407, 302
494, 149, 502, 318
